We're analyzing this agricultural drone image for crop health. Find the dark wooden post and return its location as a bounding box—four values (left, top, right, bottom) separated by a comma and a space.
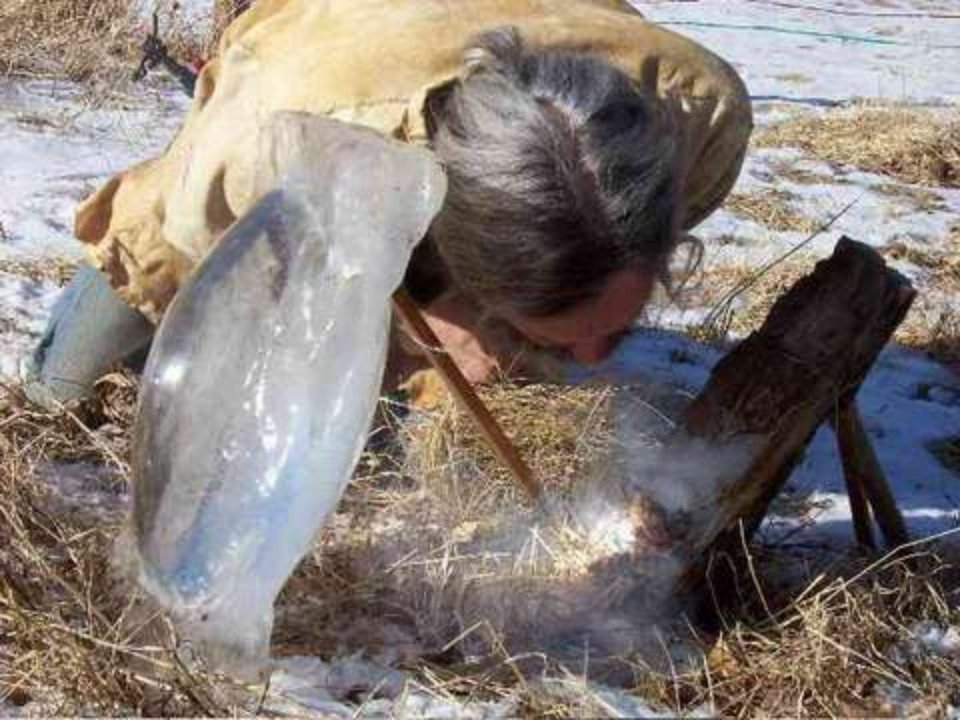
665, 237, 915, 596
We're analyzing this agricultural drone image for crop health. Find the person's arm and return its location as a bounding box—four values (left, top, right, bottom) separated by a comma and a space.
619, 21, 754, 227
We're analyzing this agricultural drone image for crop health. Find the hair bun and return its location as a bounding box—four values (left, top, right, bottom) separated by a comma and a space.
462, 26, 524, 79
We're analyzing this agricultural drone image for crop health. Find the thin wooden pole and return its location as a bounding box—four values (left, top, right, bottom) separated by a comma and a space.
830, 403, 877, 549
392, 289, 542, 502
835, 400, 908, 548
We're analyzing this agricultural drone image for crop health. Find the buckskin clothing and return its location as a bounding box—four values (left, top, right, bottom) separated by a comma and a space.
75, 0, 752, 322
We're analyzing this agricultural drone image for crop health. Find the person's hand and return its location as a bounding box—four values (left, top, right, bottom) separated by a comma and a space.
418, 293, 500, 385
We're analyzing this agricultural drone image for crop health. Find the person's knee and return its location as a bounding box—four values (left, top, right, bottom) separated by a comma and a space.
23, 264, 154, 408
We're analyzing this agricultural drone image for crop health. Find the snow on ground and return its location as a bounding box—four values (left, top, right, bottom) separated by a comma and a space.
1, 0, 959, 714
0, 80, 187, 255
633, 0, 960, 104
0, 79, 188, 378
621, 0, 960, 553
703, 149, 960, 268
570, 328, 960, 553
635, 0, 960, 273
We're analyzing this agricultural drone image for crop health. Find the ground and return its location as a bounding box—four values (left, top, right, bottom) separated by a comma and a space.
1, 0, 959, 716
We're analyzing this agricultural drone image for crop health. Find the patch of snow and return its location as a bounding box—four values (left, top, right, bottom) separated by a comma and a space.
0, 272, 60, 379
631, 0, 960, 104
699, 148, 960, 267
0, 80, 187, 256
567, 327, 719, 392
0, 79, 188, 380
264, 657, 698, 719
779, 347, 960, 544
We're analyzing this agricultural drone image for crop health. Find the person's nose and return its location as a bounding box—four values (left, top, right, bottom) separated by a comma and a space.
570, 335, 617, 365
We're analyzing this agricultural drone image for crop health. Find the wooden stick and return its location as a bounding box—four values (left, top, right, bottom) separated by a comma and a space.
392, 289, 543, 502
835, 400, 909, 548
830, 402, 877, 549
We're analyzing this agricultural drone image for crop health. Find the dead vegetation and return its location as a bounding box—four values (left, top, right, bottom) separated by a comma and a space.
686, 223, 960, 373
897, 301, 960, 374
886, 225, 960, 372
724, 189, 821, 233
0, 255, 79, 286
2, 379, 959, 716
274, 384, 653, 672
694, 256, 960, 371
754, 104, 960, 187
773, 72, 812, 85
0, 0, 139, 84
873, 182, 948, 214
660, 547, 960, 717
686, 257, 812, 344
403, 383, 614, 506
0, 0, 211, 86
883, 224, 960, 287
0, 379, 227, 715
753, 156, 846, 186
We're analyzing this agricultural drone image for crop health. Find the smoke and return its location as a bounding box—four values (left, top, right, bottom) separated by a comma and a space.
291, 384, 761, 684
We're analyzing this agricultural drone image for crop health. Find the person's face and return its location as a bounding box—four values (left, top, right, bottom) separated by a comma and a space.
505, 268, 654, 365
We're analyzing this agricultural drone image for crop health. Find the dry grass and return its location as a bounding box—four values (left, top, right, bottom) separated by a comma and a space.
0, 0, 139, 84
873, 182, 949, 214
0, 378, 240, 715
290, 385, 960, 717
694, 257, 960, 371
885, 224, 960, 286
887, 225, 960, 372
724, 189, 821, 233
648, 546, 960, 717
0, 0, 212, 87
274, 384, 658, 668
754, 104, 960, 187
0, 256, 79, 287
897, 301, 960, 374
688, 224, 960, 372
757, 156, 848, 186
686, 257, 813, 345
773, 72, 812, 85
403, 383, 615, 511
2, 379, 959, 716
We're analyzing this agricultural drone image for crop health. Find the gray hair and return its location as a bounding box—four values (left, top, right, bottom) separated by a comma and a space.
423, 26, 690, 318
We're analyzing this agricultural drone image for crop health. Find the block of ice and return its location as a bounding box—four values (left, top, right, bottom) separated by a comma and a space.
131, 113, 446, 674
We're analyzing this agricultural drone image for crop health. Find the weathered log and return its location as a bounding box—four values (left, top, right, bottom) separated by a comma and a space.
668, 237, 915, 595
